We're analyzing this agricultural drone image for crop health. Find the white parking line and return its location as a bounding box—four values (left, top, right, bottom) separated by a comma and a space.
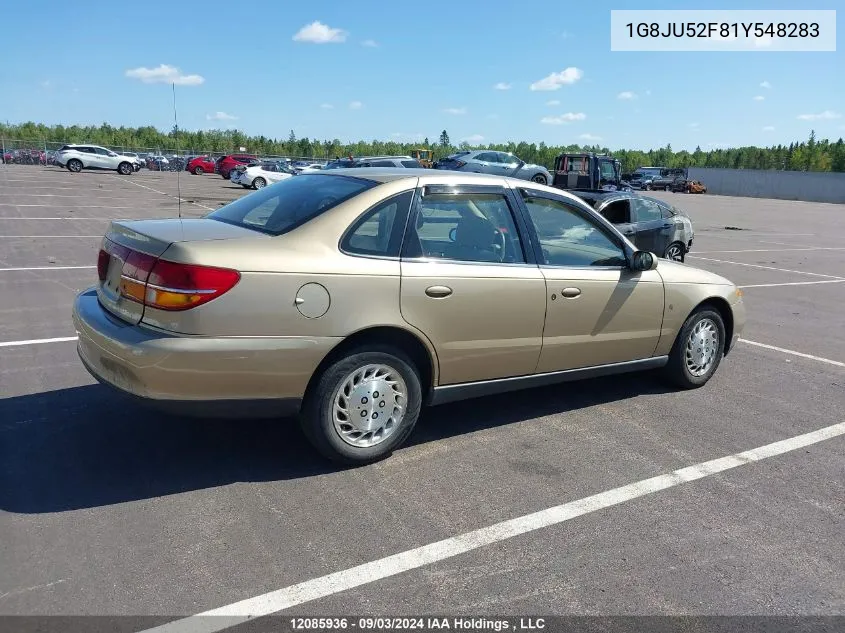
124, 179, 215, 211
0, 235, 101, 238
0, 266, 96, 272
0, 336, 78, 348
739, 280, 845, 288
740, 339, 845, 368
687, 256, 845, 280
0, 204, 135, 209
0, 218, 114, 220
139, 420, 845, 633
696, 247, 845, 254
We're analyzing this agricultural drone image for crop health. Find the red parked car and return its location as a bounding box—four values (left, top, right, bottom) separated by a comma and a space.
186, 155, 217, 175
215, 154, 258, 179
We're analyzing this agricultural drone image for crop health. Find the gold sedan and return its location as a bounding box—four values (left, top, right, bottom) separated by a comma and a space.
72, 169, 746, 464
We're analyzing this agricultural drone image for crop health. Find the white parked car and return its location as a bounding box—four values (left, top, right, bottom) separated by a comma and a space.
55, 144, 140, 175
295, 163, 326, 174
231, 161, 296, 189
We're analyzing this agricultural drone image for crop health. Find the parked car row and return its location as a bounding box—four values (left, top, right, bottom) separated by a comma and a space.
626, 167, 707, 193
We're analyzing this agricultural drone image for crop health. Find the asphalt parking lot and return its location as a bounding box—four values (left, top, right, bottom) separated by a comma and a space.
1, 165, 843, 624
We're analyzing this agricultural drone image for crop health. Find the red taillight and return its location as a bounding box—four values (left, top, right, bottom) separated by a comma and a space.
97, 249, 110, 281
98, 238, 240, 311
144, 259, 241, 311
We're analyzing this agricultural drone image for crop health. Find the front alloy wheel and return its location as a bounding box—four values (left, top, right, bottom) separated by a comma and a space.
665, 242, 685, 262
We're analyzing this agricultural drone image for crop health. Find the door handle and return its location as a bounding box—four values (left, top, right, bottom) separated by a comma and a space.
561, 287, 581, 298
425, 285, 453, 298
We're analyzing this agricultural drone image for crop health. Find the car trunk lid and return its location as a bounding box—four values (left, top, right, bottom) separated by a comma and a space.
96, 219, 259, 324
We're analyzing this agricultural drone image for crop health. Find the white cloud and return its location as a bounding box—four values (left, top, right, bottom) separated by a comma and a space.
689, 122, 700, 128
529, 67, 583, 91
361, 39, 378, 47
797, 110, 841, 121
443, 107, 467, 115
461, 134, 485, 143
349, 101, 363, 109
753, 95, 765, 101
292, 21, 347, 44
545, 100, 560, 106
579, 133, 602, 142
125, 64, 205, 86
540, 112, 587, 125
206, 111, 238, 121
320, 103, 334, 109
760, 80, 772, 89
391, 132, 425, 142
762, 126, 775, 131
493, 82, 511, 90
617, 91, 637, 100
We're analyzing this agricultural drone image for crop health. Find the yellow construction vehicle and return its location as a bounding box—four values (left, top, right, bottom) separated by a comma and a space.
410, 149, 435, 168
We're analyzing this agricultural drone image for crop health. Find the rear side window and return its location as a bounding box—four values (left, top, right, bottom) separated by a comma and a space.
401, 160, 421, 168
208, 174, 377, 236
341, 191, 414, 257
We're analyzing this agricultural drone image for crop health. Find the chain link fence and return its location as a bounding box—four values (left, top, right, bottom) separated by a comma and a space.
1, 139, 325, 171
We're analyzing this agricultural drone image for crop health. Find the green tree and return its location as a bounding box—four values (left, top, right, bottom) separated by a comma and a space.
439, 130, 450, 148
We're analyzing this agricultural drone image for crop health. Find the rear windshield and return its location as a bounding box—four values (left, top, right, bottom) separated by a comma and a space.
207, 174, 377, 236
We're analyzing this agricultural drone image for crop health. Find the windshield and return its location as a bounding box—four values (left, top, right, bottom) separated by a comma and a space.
207, 174, 377, 235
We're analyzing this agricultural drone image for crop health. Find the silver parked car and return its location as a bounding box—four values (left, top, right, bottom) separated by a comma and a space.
435, 150, 552, 185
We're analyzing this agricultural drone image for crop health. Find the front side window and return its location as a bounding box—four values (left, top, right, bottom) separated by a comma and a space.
405, 193, 525, 264
208, 174, 377, 235
599, 161, 617, 181
522, 195, 627, 267
474, 152, 499, 163
341, 191, 413, 257
497, 153, 520, 165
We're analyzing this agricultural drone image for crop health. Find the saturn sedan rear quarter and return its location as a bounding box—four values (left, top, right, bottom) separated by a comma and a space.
73, 169, 746, 464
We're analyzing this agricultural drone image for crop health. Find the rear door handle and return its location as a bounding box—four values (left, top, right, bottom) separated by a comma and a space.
561, 287, 581, 298
425, 285, 453, 298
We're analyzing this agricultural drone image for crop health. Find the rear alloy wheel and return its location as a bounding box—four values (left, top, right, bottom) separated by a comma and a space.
252, 177, 267, 190
67, 159, 83, 173
661, 307, 725, 389
300, 347, 422, 465
664, 241, 685, 262
118, 162, 133, 175
664, 185, 671, 192
531, 173, 548, 185
193, 166, 204, 175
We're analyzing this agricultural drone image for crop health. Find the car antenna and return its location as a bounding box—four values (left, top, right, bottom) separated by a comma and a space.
172, 82, 182, 220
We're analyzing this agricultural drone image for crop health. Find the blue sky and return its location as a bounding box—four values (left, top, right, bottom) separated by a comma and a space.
2, 0, 843, 151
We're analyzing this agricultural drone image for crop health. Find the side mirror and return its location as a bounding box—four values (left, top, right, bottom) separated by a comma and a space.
630, 250, 658, 271
448, 227, 457, 242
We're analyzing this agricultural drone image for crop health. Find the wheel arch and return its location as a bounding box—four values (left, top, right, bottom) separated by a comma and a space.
304, 325, 439, 404
692, 297, 734, 356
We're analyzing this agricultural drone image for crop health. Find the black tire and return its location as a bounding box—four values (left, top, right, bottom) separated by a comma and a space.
664, 241, 685, 262
252, 177, 266, 190
644, 183, 652, 191
531, 173, 547, 185
664, 185, 671, 192
193, 166, 204, 175
117, 162, 133, 175
661, 307, 725, 390
67, 159, 83, 173
299, 346, 423, 465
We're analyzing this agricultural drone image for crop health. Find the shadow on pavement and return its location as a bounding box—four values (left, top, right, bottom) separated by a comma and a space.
0, 375, 673, 514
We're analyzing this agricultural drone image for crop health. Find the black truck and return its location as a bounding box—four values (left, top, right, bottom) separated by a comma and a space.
551, 152, 631, 192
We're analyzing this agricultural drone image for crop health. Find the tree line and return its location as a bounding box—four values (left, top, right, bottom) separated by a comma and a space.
2, 121, 844, 173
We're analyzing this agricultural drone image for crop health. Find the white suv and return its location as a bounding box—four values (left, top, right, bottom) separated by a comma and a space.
56, 144, 141, 175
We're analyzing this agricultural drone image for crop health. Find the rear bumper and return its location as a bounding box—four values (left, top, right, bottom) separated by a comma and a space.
72, 288, 340, 418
